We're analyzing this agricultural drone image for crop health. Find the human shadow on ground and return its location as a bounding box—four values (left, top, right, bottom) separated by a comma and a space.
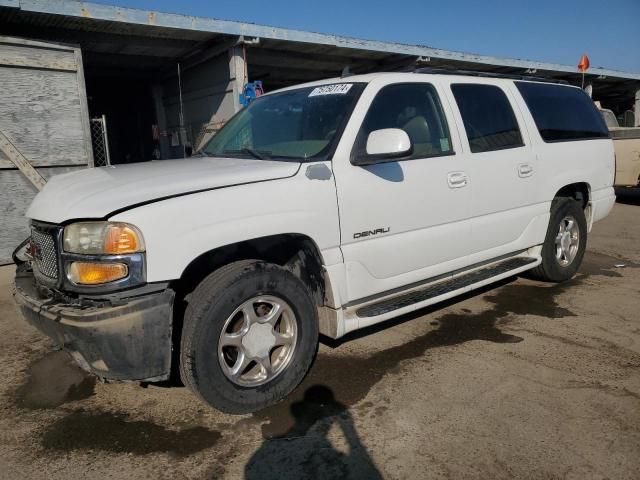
244, 385, 383, 480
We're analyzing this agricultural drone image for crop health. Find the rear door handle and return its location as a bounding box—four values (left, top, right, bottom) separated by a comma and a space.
518, 163, 534, 178
447, 171, 468, 188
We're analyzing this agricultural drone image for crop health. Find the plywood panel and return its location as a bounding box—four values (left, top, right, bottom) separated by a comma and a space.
0, 166, 84, 265
0, 43, 77, 71
0, 67, 89, 167
0, 36, 93, 265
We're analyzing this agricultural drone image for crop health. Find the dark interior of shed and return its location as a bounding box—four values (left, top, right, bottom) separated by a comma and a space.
85, 72, 156, 165
79, 43, 202, 165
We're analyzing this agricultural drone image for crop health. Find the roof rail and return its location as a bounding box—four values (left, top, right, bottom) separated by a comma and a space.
408, 66, 570, 85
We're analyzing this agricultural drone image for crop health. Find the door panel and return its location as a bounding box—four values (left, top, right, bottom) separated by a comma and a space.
467, 146, 538, 254
446, 81, 541, 258
334, 81, 472, 303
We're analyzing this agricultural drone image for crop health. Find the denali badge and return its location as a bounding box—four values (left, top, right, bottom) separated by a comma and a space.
353, 227, 390, 239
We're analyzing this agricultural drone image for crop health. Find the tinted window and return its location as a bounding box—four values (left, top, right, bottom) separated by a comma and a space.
354, 83, 453, 160
515, 82, 609, 142
451, 84, 523, 153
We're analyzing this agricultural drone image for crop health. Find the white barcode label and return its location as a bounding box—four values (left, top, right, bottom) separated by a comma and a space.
309, 84, 353, 97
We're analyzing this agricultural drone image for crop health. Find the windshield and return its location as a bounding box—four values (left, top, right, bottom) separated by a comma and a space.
202, 83, 365, 161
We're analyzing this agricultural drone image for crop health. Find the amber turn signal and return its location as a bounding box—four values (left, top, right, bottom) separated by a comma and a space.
67, 262, 128, 285
104, 225, 142, 254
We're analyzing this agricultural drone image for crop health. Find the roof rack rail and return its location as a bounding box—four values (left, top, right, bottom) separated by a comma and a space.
408, 66, 570, 85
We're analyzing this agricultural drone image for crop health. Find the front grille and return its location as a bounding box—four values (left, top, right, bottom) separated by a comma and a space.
31, 227, 59, 279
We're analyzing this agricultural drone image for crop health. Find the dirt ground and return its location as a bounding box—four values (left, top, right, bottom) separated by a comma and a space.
1, 190, 639, 480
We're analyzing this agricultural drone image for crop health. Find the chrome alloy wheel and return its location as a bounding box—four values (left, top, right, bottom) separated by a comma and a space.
555, 215, 580, 266
218, 295, 298, 387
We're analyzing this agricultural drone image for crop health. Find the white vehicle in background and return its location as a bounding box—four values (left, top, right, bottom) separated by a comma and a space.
598, 104, 640, 187
14, 71, 615, 413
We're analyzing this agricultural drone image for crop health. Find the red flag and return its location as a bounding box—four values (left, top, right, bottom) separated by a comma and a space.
578, 54, 590, 72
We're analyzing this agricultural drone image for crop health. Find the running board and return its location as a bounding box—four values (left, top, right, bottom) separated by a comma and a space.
356, 257, 538, 318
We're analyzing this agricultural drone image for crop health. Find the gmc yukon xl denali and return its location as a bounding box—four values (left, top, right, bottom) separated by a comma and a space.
14, 72, 616, 413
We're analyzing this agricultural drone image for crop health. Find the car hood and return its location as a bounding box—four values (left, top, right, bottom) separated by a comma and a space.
27, 157, 301, 224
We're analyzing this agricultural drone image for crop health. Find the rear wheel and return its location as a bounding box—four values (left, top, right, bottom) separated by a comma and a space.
528, 197, 587, 282
180, 260, 318, 414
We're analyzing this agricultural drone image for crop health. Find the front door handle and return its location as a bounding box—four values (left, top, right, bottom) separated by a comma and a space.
447, 171, 468, 188
518, 163, 534, 178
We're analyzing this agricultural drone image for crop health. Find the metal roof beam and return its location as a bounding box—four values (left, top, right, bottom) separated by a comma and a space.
248, 50, 380, 73
179, 36, 239, 72
3, 0, 638, 81
0, 20, 204, 50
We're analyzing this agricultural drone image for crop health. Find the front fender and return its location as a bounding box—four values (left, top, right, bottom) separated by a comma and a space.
110, 166, 341, 282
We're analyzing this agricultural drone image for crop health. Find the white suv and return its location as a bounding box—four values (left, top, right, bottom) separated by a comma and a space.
14, 72, 616, 413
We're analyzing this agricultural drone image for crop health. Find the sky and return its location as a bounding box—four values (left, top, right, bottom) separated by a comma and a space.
100, 0, 640, 73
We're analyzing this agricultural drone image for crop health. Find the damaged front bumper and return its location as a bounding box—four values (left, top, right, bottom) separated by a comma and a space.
13, 269, 174, 382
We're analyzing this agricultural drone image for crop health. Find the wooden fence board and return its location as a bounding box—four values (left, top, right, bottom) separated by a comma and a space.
0, 131, 47, 190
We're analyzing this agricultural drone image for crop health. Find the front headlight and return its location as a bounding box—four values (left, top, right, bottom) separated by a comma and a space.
63, 222, 145, 255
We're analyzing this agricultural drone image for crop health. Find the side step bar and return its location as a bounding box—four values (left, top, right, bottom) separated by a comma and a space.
356, 257, 538, 318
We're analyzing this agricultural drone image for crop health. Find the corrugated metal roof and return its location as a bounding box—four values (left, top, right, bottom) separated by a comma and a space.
2, 0, 639, 82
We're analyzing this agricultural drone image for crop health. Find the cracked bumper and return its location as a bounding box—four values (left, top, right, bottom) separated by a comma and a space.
13, 270, 174, 382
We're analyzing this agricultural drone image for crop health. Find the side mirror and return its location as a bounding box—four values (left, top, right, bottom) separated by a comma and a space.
353, 128, 412, 166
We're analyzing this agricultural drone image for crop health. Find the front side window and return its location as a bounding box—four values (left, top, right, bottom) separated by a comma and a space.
203, 83, 365, 161
451, 84, 523, 153
353, 83, 454, 160
515, 81, 609, 142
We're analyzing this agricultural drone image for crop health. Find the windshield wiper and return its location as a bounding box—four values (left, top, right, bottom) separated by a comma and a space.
224, 148, 272, 160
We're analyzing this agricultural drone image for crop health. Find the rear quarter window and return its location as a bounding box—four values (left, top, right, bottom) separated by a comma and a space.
515, 82, 609, 142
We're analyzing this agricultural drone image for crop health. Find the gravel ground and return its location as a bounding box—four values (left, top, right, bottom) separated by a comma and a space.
0, 190, 639, 480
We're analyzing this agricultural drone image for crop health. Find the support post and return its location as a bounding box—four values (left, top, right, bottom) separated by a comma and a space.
635, 87, 640, 127
151, 84, 170, 159
584, 83, 593, 98
229, 45, 248, 113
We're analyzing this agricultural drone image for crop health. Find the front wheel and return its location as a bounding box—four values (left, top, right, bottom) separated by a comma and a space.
528, 197, 587, 282
179, 260, 319, 414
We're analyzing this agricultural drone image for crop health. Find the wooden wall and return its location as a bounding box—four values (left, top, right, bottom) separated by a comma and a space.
0, 36, 92, 264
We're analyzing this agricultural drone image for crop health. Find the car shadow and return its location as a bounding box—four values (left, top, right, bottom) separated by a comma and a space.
362, 161, 404, 182
320, 277, 515, 348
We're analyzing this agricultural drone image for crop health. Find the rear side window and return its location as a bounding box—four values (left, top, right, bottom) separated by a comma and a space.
451, 84, 523, 153
515, 82, 609, 142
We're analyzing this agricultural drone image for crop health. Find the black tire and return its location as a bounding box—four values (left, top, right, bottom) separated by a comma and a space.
528, 197, 587, 282
179, 260, 318, 414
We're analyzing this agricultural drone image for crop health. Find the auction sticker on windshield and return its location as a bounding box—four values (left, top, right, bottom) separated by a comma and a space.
309, 84, 353, 96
